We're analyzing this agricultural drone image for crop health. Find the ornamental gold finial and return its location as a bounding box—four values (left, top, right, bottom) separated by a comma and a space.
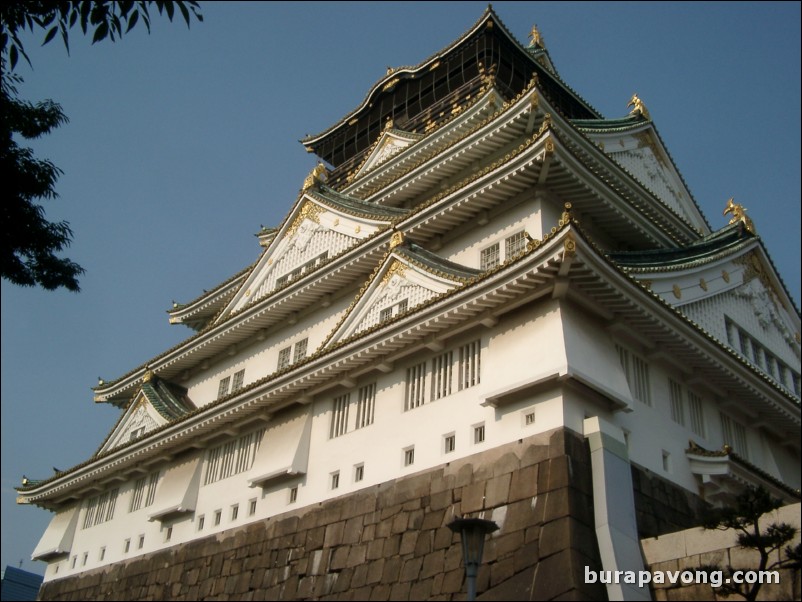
384, 117, 394, 130
529, 24, 544, 48
390, 231, 405, 249
627, 94, 651, 120
723, 198, 756, 234
562, 202, 573, 223
302, 162, 328, 191
143, 370, 154, 383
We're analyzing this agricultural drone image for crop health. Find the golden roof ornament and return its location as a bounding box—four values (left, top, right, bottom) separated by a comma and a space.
529, 24, 545, 48
390, 230, 405, 249
302, 162, 328, 191
627, 94, 651, 120
143, 370, 154, 383
723, 197, 756, 234
384, 117, 394, 131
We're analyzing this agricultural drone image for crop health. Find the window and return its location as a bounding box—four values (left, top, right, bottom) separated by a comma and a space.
354, 464, 364, 482
129, 426, 146, 441
404, 447, 415, 467
687, 391, 705, 437
431, 351, 453, 401
721, 413, 749, 459
276, 252, 328, 288
217, 376, 231, 399
294, 338, 308, 362
289, 486, 298, 504
330, 393, 350, 438
231, 504, 239, 521
473, 423, 485, 444
214, 510, 222, 526
379, 298, 409, 322
355, 383, 376, 429
197, 515, 205, 531
524, 411, 536, 426
405, 362, 427, 410
83, 488, 119, 529
662, 451, 671, 473
444, 433, 456, 454
277, 347, 292, 370
82, 552, 88, 566
249, 498, 257, 516
71, 556, 76, 569
459, 340, 481, 390
124, 539, 131, 554
130, 471, 158, 512
331, 471, 340, 490
668, 379, 685, 426
99, 547, 106, 561
480, 243, 500, 270
617, 345, 650, 405
204, 429, 264, 485
232, 369, 245, 392
505, 231, 527, 257
165, 526, 173, 542
138, 535, 145, 550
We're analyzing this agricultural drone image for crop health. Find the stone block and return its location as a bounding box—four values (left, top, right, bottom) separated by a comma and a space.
391, 511, 409, 534
421, 508, 446, 530
530, 548, 575, 601
380, 503, 402, 522
420, 550, 445, 580
306, 525, 326, 551
324, 521, 346, 548
490, 556, 516, 588
441, 568, 465, 594
389, 581, 411, 601
381, 556, 402, 584
399, 556, 423, 582
365, 559, 384, 585
429, 490, 452, 512
399, 530, 417, 556
494, 530, 525, 559
342, 516, 364, 545
383, 534, 400, 557
410, 577, 434, 600
346, 544, 367, 568
521, 441, 551, 468
493, 451, 521, 477
485, 473, 512, 508
408, 508, 424, 530
504, 497, 540, 532
454, 463, 474, 487
461, 481, 487, 513
351, 563, 369, 588
509, 464, 538, 502
330, 546, 350, 571
433, 525, 455, 550
429, 472, 455, 495
366, 538, 385, 561
514, 540, 539, 573
414, 531, 433, 557
444, 542, 463, 572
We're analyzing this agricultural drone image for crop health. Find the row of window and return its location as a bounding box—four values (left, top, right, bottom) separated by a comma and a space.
725, 318, 801, 396
330, 382, 377, 438
275, 252, 328, 289
406, 340, 481, 411
82, 489, 119, 529
217, 369, 246, 399
203, 428, 264, 486
480, 231, 527, 270
129, 472, 159, 513
196, 497, 258, 533
278, 338, 308, 371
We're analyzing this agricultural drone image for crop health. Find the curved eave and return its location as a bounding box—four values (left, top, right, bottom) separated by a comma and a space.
302, 8, 600, 153
167, 269, 249, 329
572, 117, 711, 234
22, 224, 799, 509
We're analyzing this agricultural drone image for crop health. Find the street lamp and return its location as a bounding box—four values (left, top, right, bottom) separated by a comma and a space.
447, 517, 499, 601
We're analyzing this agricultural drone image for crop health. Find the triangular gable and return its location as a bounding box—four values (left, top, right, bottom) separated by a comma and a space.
221, 191, 402, 318
354, 127, 423, 178
579, 122, 708, 233
98, 373, 193, 454
326, 240, 479, 346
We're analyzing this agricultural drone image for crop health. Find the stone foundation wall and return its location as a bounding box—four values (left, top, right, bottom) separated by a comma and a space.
631, 466, 709, 539
39, 428, 606, 601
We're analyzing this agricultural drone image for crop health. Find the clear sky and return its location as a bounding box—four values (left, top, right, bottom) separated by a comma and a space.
2, 2, 799, 575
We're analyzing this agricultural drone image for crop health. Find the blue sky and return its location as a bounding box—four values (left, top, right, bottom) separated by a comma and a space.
2, 2, 799, 574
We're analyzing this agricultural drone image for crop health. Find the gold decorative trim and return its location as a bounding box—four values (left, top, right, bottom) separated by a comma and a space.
382, 77, 400, 92
672, 284, 682, 299
536, 113, 552, 138
390, 231, 405, 249
529, 90, 539, 110
544, 138, 555, 155
627, 93, 651, 120
723, 198, 756, 234
142, 370, 154, 383
528, 24, 544, 48
563, 236, 577, 257
287, 202, 323, 236
722, 270, 730, 283
381, 260, 407, 284
642, 280, 652, 291
699, 278, 708, 291
302, 163, 328, 191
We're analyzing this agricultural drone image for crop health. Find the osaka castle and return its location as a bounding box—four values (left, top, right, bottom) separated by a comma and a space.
20, 8, 800, 601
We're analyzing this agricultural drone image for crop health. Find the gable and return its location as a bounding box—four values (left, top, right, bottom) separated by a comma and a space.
354, 127, 423, 178
586, 127, 707, 233
223, 193, 402, 318
325, 241, 479, 346
97, 374, 194, 454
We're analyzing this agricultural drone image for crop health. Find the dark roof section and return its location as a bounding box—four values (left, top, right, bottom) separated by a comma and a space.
310, 185, 410, 219
608, 223, 754, 269
139, 374, 195, 421
303, 7, 601, 168
396, 241, 482, 282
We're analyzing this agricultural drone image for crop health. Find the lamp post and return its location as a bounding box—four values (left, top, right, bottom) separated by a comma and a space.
447, 517, 499, 601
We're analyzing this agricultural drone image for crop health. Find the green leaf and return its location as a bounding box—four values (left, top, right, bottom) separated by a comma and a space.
10, 44, 18, 69
80, 1, 91, 33
178, 2, 190, 25
125, 10, 140, 33
92, 22, 109, 44
165, 2, 175, 21
42, 26, 59, 46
